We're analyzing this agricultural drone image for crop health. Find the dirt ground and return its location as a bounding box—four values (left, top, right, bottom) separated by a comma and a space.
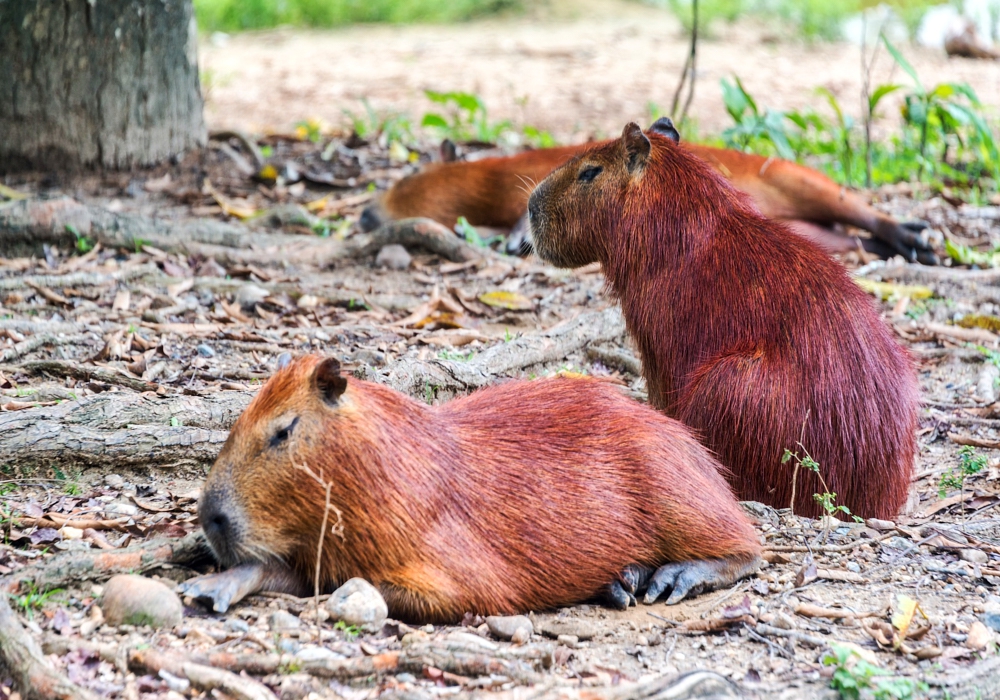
199, 0, 1000, 143
1, 7, 1000, 699
1, 125, 1000, 699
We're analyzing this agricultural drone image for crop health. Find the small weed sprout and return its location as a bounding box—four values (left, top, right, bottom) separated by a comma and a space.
782, 444, 861, 523
823, 643, 925, 700
334, 620, 360, 639
14, 584, 64, 620
938, 445, 987, 499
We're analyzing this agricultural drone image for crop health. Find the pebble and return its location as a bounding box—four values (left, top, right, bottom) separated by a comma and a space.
959, 548, 989, 564
511, 626, 531, 645
278, 638, 301, 654
396, 673, 418, 684
225, 618, 250, 635
236, 284, 269, 309
846, 561, 862, 573
269, 610, 301, 632
557, 634, 579, 648
295, 647, 341, 662
537, 619, 598, 641
326, 578, 388, 630
101, 575, 182, 629
866, 518, 896, 530
486, 615, 533, 641
375, 244, 412, 270
967, 621, 994, 649
196, 344, 215, 358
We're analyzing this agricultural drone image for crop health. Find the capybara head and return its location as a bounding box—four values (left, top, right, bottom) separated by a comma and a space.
527, 119, 680, 268
198, 355, 359, 573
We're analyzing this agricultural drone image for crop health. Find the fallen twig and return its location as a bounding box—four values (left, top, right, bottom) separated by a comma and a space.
4, 360, 160, 393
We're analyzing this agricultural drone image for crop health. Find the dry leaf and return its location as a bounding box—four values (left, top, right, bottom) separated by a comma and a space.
479, 290, 533, 311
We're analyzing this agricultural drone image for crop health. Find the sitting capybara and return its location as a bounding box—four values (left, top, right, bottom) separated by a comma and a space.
527, 119, 919, 520
180, 355, 761, 622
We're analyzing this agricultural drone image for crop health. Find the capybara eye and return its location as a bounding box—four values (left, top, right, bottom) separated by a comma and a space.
269, 417, 299, 449
578, 165, 603, 183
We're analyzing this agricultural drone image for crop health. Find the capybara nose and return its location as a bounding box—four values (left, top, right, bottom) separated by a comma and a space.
358, 206, 383, 232
202, 510, 231, 543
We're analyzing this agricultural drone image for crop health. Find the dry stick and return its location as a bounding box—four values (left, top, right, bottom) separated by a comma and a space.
0, 263, 158, 292
669, 0, 698, 124
3, 359, 159, 393
0, 594, 98, 700
0, 334, 90, 364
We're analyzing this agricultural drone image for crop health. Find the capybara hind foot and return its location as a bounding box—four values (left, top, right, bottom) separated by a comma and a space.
606, 563, 654, 609
642, 554, 762, 605
179, 562, 305, 613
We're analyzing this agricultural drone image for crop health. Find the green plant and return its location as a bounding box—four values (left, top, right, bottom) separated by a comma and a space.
12, 585, 64, 620
883, 36, 1000, 186
782, 445, 861, 522
344, 98, 415, 150
939, 445, 988, 498
66, 224, 94, 254
823, 643, 925, 700
454, 216, 504, 248
438, 349, 475, 361
720, 77, 794, 159
333, 620, 360, 639
421, 91, 512, 144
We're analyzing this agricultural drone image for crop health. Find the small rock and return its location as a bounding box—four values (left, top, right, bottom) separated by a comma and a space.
269, 610, 301, 632
225, 618, 250, 635
196, 344, 215, 358
236, 284, 269, 309
538, 619, 598, 641
557, 634, 579, 648
967, 621, 993, 649
104, 474, 124, 489
960, 549, 989, 564
277, 673, 316, 700
295, 647, 341, 662
636, 634, 649, 646
104, 503, 138, 516
846, 561, 862, 573
101, 575, 182, 629
981, 611, 1000, 632
278, 638, 301, 654
326, 578, 388, 630
375, 244, 412, 270
866, 518, 896, 530
486, 615, 533, 641
396, 673, 417, 684
297, 294, 319, 309
511, 626, 531, 645
195, 259, 228, 278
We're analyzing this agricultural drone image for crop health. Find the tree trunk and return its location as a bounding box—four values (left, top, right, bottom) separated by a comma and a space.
0, 0, 206, 172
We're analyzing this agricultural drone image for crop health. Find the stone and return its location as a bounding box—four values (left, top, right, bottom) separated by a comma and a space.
967, 620, 993, 649
375, 244, 412, 270
236, 284, 270, 309
557, 634, 579, 648
537, 618, 598, 641
959, 548, 989, 564
511, 626, 531, 645
101, 575, 182, 629
196, 343, 215, 358
486, 615, 533, 641
326, 578, 388, 630
865, 518, 895, 531
269, 610, 301, 632
295, 646, 342, 662
225, 618, 250, 634
981, 611, 1000, 632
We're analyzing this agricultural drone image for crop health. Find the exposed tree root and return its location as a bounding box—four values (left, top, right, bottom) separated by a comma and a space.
0, 199, 491, 265
0, 594, 98, 700
2, 531, 211, 595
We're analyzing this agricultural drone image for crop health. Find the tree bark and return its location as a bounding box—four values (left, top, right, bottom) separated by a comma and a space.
0, 0, 206, 172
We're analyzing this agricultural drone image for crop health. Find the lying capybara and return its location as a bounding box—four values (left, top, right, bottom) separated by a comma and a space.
527, 119, 920, 519
180, 355, 761, 622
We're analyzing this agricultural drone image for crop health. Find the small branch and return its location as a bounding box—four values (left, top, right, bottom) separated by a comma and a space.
4, 360, 160, 393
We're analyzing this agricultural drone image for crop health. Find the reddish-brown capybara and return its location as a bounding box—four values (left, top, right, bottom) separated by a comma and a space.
526, 119, 920, 520
179, 355, 761, 622
359, 133, 936, 263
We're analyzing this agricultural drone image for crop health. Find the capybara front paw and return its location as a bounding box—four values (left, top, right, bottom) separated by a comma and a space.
178, 570, 247, 613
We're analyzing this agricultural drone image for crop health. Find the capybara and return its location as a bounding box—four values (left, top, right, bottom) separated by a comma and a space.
527, 119, 920, 520
360, 134, 936, 264
180, 355, 761, 622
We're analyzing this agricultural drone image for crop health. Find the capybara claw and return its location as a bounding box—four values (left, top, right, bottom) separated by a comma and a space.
606, 580, 636, 610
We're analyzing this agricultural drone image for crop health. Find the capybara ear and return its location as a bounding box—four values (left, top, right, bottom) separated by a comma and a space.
439, 139, 458, 163
314, 357, 348, 407
648, 117, 680, 143
622, 123, 651, 174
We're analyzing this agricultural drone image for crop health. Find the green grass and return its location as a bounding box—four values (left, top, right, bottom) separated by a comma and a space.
194, 0, 521, 32
642, 0, 946, 42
